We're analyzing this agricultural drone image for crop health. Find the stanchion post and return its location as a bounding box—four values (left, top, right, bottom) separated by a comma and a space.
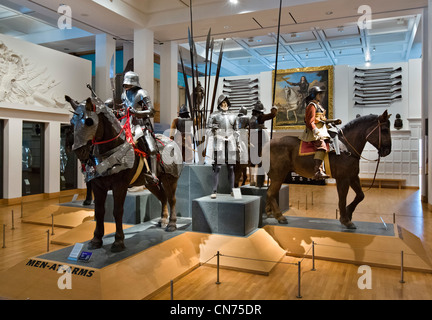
170, 280, 174, 300
311, 241, 316, 271
2, 224, 5, 248
400, 250, 405, 284
21, 201, 23, 218
336, 209, 338, 220
311, 192, 314, 206
46, 230, 50, 252
216, 251, 221, 285
296, 261, 302, 298
393, 213, 396, 224
305, 194, 308, 210
51, 214, 55, 236
11, 210, 15, 230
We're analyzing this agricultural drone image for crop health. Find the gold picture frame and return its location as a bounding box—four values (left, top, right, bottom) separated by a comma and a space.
272, 65, 334, 130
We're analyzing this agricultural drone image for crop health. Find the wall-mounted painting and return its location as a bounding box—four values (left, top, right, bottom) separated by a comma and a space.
272, 65, 334, 130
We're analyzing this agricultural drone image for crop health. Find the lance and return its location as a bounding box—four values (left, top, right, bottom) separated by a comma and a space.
270, 0, 282, 140
210, 41, 224, 114
205, 38, 214, 125
203, 29, 211, 126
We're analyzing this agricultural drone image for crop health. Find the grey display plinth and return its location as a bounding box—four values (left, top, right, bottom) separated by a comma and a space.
177, 164, 233, 217
104, 190, 161, 224
192, 194, 260, 236
240, 184, 289, 213
240, 184, 289, 227
104, 164, 238, 224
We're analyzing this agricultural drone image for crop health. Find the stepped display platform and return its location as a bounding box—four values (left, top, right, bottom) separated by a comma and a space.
263, 216, 432, 273
0, 218, 284, 300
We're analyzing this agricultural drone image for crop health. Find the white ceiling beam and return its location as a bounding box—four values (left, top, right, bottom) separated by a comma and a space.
314, 28, 337, 65
232, 38, 275, 70
269, 33, 305, 68
404, 14, 421, 60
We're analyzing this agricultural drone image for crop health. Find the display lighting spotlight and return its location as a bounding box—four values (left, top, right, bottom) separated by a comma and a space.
229, 0, 239, 4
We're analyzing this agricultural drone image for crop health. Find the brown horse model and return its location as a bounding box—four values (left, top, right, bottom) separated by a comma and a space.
66, 96, 183, 252
266, 110, 392, 229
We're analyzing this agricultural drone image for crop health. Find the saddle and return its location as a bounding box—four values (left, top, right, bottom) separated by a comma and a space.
298, 122, 346, 157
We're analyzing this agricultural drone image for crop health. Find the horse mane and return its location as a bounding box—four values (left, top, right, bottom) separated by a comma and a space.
341, 114, 378, 132
96, 103, 123, 133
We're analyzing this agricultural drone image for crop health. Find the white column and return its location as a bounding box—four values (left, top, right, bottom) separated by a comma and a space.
160, 41, 179, 125
123, 41, 134, 71
95, 33, 116, 101
44, 122, 60, 194
134, 28, 154, 100
3, 118, 22, 199
427, 2, 432, 206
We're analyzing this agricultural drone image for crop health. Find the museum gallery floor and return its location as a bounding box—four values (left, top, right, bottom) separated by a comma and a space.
0, 184, 432, 300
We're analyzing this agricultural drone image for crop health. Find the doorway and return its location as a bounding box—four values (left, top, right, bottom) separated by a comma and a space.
22, 121, 44, 196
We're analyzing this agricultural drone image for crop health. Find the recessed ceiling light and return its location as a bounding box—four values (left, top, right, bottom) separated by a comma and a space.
229, 0, 238, 4
326, 11, 333, 15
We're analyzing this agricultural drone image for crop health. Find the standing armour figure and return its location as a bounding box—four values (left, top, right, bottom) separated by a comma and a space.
207, 95, 239, 199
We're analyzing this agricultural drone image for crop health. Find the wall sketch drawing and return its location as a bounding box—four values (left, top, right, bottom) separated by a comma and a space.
0, 41, 67, 109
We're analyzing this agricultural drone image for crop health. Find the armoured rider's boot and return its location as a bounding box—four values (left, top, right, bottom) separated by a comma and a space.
147, 154, 160, 185
314, 159, 330, 180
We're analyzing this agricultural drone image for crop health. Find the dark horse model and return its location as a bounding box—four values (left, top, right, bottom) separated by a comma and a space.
66, 96, 183, 252
265, 110, 392, 229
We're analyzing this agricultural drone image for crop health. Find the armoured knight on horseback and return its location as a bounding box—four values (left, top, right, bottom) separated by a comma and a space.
120, 71, 159, 185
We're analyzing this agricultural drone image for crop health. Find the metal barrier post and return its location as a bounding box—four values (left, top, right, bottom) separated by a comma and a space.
11, 210, 15, 230
46, 230, 50, 252
2, 224, 5, 248
311, 241, 316, 271
216, 251, 221, 285
400, 250, 405, 283
51, 214, 55, 235
170, 280, 174, 300
296, 261, 302, 298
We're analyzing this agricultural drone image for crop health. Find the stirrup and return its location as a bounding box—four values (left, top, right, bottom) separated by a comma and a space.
144, 172, 159, 185
314, 171, 330, 180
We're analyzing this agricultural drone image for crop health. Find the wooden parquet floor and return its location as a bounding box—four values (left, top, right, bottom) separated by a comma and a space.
1, 185, 432, 300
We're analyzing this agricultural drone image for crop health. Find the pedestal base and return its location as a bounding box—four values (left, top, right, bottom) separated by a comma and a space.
240, 184, 289, 227
192, 194, 261, 236
104, 190, 161, 224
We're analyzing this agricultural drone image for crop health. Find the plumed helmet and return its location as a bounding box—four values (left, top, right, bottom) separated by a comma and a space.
307, 86, 326, 100
253, 101, 265, 113
217, 94, 231, 109
123, 71, 141, 88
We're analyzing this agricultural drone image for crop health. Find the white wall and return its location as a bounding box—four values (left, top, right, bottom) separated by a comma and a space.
0, 34, 91, 199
